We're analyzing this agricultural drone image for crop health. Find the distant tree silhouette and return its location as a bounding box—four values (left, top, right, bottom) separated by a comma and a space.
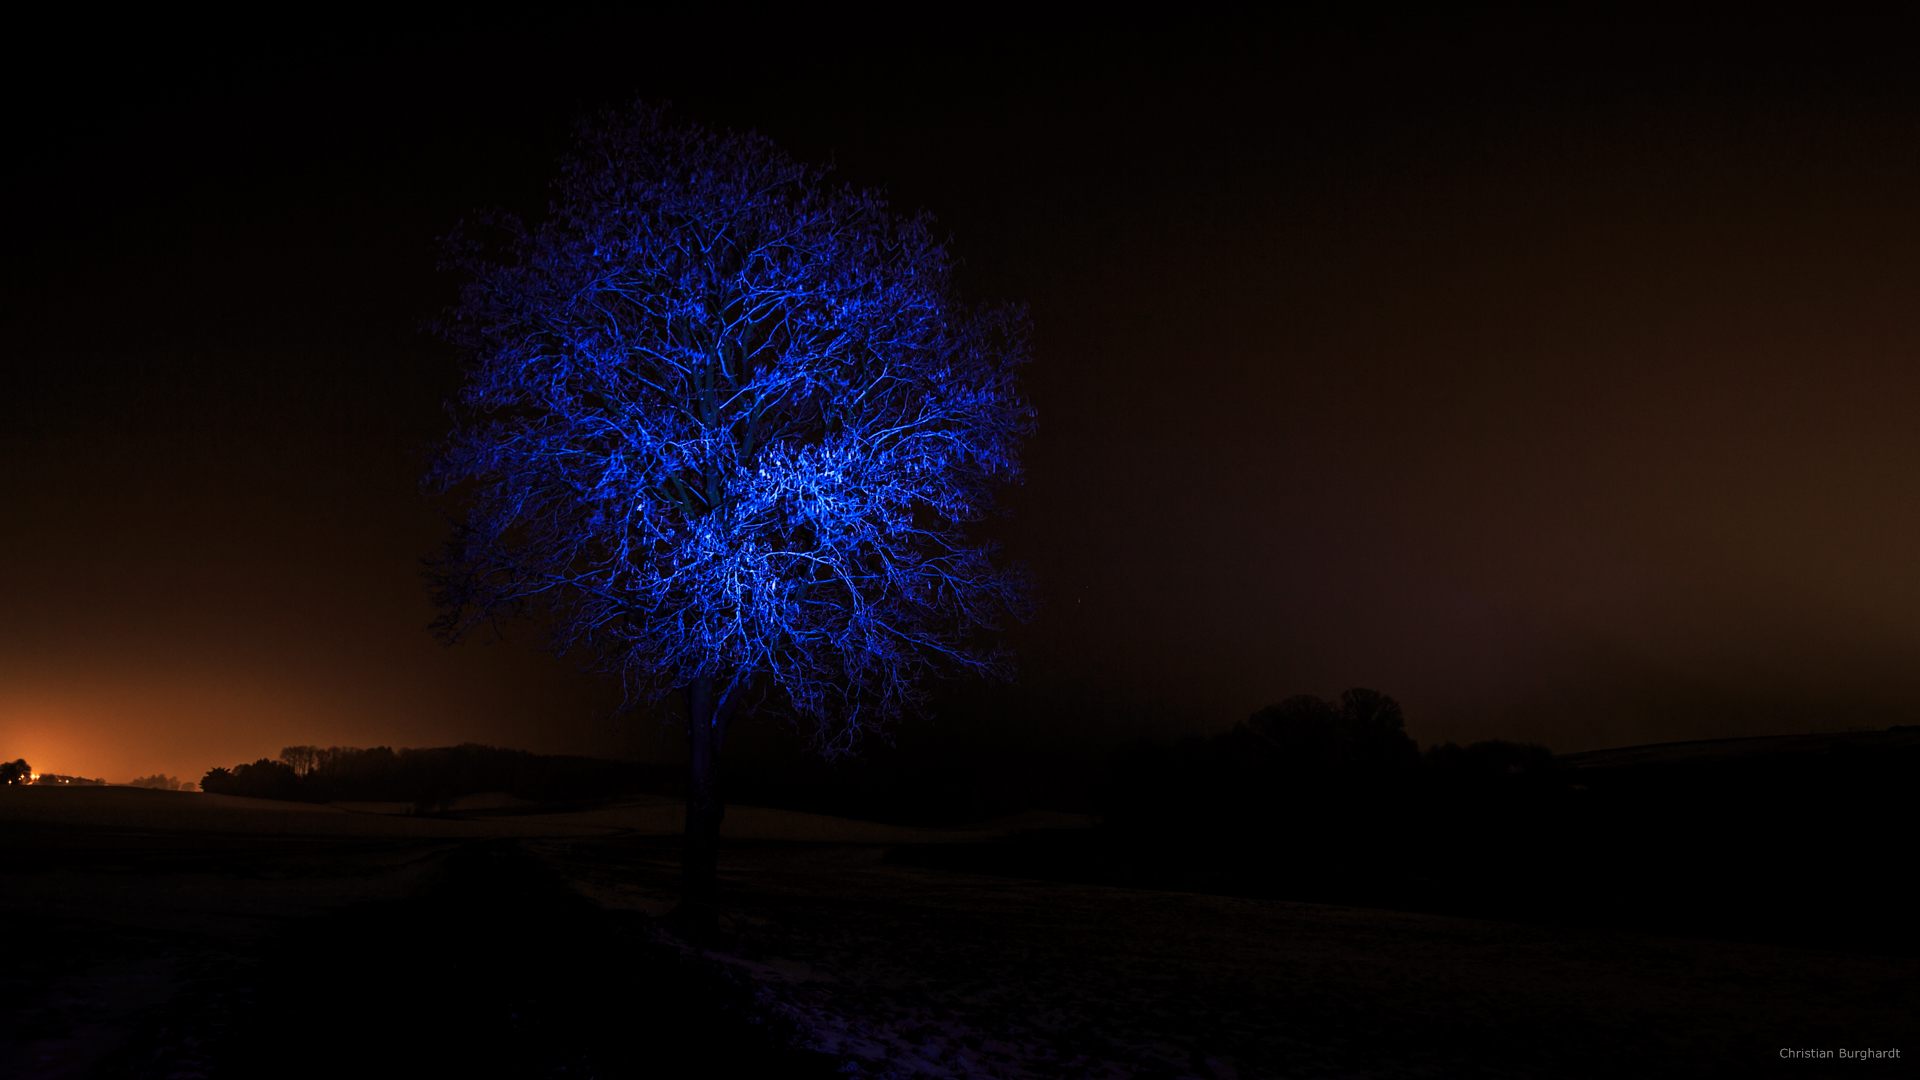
127, 774, 185, 791
1, 759, 30, 785
425, 104, 1033, 929
1336, 688, 1420, 768
279, 746, 319, 776
1098, 688, 1423, 835
199, 743, 680, 806
1243, 695, 1341, 768
194, 759, 298, 800
228, 759, 301, 800
1244, 688, 1418, 775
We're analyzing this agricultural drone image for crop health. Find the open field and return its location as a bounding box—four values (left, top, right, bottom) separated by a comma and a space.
549, 838, 1917, 1078
0, 786, 1074, 843
3, 786, 1913, 1078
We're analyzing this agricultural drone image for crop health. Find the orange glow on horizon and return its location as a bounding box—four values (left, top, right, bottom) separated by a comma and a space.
0, 667, 422, 788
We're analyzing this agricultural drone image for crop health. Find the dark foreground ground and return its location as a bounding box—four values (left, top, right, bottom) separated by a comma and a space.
2, 788, 1914, 1079
117, 844, 843, 1079
3, 820, 840, 1079
550, 834, 1916, 1079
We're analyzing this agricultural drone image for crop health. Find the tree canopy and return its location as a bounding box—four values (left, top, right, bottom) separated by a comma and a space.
426, 103, 1034, 754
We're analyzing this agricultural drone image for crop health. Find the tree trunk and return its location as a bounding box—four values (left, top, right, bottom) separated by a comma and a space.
673, 675, 731, 937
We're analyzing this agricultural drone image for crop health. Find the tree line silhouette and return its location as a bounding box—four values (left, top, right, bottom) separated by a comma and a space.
200, 744, 680, 809
127, 773, 189, 791
897, 690, 1919, 958
1089, 688, 1564, 862
181, 693, 1914, 957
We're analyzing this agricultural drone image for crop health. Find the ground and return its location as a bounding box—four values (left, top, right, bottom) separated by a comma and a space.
1, 787, 1911, 1078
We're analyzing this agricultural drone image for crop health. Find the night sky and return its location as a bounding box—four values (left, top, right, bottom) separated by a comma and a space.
7, 14, 1919, 784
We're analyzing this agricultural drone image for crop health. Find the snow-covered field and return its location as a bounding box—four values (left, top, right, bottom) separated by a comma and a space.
542, 834, 1916, 1078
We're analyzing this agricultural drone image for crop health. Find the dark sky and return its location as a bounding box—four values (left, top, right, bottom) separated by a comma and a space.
6, 13, 1919, 782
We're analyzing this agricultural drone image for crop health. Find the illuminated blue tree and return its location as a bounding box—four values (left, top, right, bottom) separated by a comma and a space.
427, 104, 1033, 924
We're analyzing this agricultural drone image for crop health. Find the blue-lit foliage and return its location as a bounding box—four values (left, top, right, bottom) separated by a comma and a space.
427, 105, 1033, 755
